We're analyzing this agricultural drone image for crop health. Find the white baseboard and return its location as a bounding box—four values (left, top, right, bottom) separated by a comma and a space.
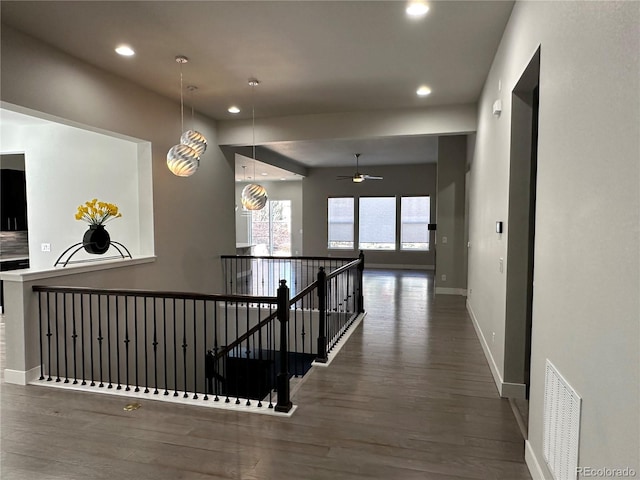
29, 378, 296, 417
435, 287, 467, 296
525, 440, 546, 480
466, 300, 503, 396
312, 312, 366, 368
466, 301, 528, 400
366, 263, 434, 271
5, 365, 41, 385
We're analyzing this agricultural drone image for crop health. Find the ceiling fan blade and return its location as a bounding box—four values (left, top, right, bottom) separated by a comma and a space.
335, 154, 377, 183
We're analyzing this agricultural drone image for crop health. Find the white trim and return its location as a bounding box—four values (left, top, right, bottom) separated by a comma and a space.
508, 398, 528, 440
1, 101, 149, 143
502, 382, 527, 398
4, 365, 41, 385
435, 287, 467, 296
366, 264, 434, 271
0, 255, 156, 282
525, 440, 546, 480
466, 301, 528, 399
29, 379, 297, 417
467, 299, 504, 396
312, 312, 366, 368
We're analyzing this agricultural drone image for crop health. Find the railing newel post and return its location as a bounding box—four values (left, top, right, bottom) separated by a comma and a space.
316, 267, 328, 364
275, 279, 292, 413
357, 250, 365, 314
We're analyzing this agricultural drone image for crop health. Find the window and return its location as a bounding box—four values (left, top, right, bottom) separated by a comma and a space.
359, 197, 396, 250
251, 200, 291, 256
328, 197, 354, 249
401, 196, 430, 250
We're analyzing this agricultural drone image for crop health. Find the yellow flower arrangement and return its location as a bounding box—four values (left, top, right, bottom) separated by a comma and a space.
75, 198, 122, 225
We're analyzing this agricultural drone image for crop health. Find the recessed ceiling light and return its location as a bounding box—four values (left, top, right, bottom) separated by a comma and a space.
280, 178, 286, 181
115, 45, 135, 56
417, 85, 432, 96
406, 2, 429, 17
228, 106, 240, 114
261, 172, 268, 176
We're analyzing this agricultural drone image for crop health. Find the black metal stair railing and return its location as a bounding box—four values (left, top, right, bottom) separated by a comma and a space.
32, 286, 293, 410
315, 251, 364, 363
32, 253, 366, 414
221, 255, 356, 297
215, 253, 365, 377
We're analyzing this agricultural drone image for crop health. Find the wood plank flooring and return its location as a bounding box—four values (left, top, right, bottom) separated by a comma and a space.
0, 269, 531, 479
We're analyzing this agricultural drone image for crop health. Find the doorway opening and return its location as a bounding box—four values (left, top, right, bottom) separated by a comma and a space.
504, 47, 540, 438
250, 200, 292, 256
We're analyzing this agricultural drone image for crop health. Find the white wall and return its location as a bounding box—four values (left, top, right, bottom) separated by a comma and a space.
1, 118, 151, 269
468, 1, 639, 477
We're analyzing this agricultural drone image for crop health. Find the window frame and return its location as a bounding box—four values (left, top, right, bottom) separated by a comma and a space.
358, 195, 397, 251
400, 195, 431, 252
250, 199, 292, 256
327, 196, 355, 250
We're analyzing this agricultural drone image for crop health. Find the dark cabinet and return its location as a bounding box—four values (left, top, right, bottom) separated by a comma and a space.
0, 258, 30, 271
0, 169, 28, 231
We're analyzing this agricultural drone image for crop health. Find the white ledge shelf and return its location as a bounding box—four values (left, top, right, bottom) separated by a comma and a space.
0, 255, 156, 282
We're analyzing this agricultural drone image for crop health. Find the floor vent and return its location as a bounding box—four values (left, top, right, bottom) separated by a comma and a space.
543, 359, 581, 480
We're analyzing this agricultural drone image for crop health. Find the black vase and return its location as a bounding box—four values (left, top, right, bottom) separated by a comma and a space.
83, 224, 111, 254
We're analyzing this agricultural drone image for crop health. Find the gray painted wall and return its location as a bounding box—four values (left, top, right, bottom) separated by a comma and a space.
468, 1, 639, 476
303, 163, 436, 267
435, 135, 467, 293
1, 25, 236, 293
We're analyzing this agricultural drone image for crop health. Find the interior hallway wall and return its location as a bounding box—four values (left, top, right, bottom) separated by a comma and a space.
467, 2, 639, 476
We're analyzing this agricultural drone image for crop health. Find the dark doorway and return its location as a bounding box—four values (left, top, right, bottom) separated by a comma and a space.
503, 48, 540, 437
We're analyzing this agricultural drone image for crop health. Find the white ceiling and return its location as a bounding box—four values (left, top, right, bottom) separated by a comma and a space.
1, 1, 514, 171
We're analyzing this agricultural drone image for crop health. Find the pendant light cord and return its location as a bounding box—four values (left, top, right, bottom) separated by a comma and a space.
180, 65, 184, 133
252, 82, 256, 178
251, 81, 257, 180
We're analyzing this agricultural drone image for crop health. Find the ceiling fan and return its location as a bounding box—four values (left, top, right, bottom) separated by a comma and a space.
336, 153, 383, 183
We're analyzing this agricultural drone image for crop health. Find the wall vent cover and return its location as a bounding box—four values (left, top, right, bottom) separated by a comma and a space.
543, 359, 582, 480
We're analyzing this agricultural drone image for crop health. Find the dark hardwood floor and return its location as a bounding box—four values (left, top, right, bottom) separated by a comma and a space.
0, 269, 531, 479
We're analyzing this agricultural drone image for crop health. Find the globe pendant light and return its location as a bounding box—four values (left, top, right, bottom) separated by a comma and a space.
167, 144, 199, 177
241, 183, 268, 210
181, 129, 207, 157
167, 55, 200, 177
240, 78, 268, 211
